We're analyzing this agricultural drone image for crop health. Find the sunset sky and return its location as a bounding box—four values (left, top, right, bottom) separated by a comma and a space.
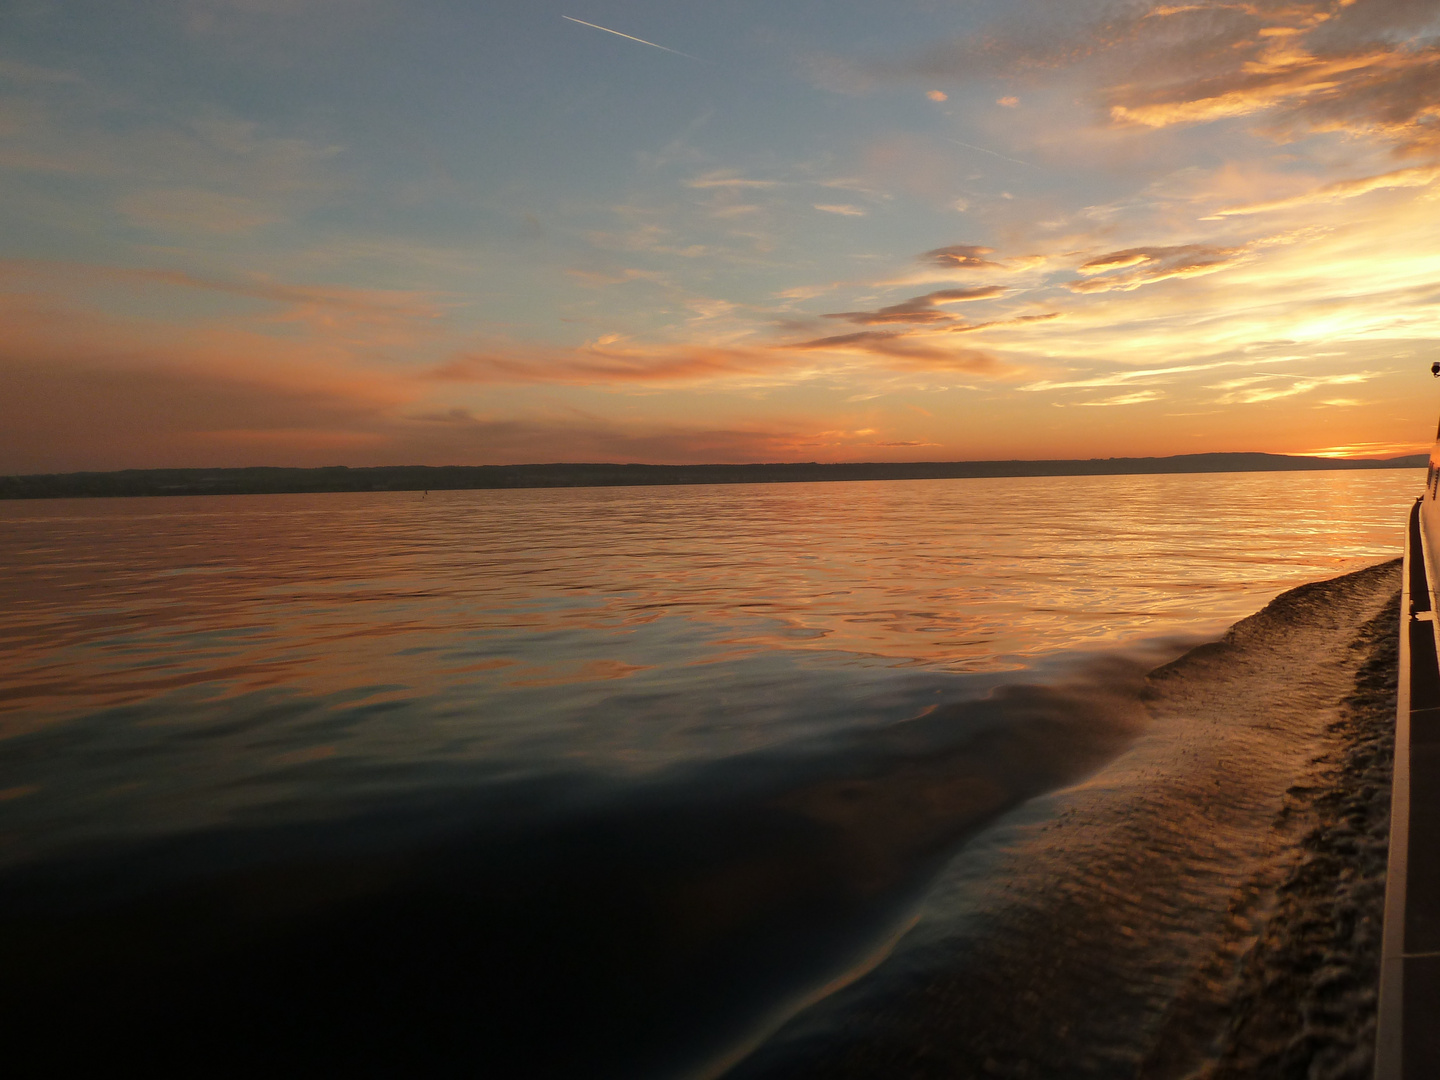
2, 0, 1439, 472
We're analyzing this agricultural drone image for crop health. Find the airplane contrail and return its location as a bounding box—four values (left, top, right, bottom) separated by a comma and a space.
562, 16, 705, 62
944, 137, 1037, 170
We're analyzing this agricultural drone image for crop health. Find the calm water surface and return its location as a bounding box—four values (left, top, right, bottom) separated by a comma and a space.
0, 470, 1420, 1077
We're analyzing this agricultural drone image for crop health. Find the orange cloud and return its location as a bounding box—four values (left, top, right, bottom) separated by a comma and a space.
1208, 163, 1440, 216
1207, 371, 1379, 406
0, 279, 887, 471
887, 0, 1440, 155
0, 257, 445, 324
921, 244, 1003, 269
1301, 440, 1432, 459
1068, 243, 1250, 293
435, 305, 1019, 384
0, 343, 404, 473
1101, 7, 1440, 154
948, 312, 1063, 334
822, 286, 1007, 325
1107, 47, 1411, 129
1072, 390, 1164, 407
427, 332, 796, 386
685, 173, 780, 189
397, 411, 863, 466
781, 328, 1006, 372
0, 264, 430, 472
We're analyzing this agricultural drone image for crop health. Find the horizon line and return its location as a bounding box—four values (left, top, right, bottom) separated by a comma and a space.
2, 448, 1429, 480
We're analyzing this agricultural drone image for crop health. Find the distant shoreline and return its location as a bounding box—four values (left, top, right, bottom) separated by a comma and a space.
0, 452, 1426, 500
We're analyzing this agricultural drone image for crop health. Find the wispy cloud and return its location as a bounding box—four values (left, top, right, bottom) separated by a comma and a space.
1069, 243, 1250, 293
399, 412, 863, 467
1208, 371, 1379, 405
822, 286, 1005, 325
5, 0, 1438, 469
430, 335, 786, 387
921, 244, 1003, 270
0, 278, 416, 473
877, 0, 1440, 155
0, 257, 445, 322
686, 173, 780, 189
1301, 440, 1429, 459
1073, 390, 1163, 407
118, 187, 284, 234
1208, 164, 1440, 218
780, 328, 1007, 373
949, 312, 1062, 334
1019, 356, 1301, 394
565, 267, 669, 288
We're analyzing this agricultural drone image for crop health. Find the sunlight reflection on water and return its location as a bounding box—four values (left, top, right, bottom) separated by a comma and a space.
0, 470, 1418, 853
0, 470, 1422, 1077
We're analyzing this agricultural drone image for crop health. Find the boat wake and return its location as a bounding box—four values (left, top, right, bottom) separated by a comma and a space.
0, 564, 1399, 1079
730, 559, 1399, 1080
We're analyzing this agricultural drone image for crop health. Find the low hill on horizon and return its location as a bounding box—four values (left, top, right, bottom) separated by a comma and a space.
0, 452, 1427, 500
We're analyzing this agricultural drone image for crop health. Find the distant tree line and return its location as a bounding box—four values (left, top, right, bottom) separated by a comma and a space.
0, 453, 1426, 500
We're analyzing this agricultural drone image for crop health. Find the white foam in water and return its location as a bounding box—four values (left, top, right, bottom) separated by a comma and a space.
728, 562, 1399, 1079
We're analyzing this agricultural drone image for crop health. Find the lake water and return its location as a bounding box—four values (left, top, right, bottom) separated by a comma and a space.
0, 470, 1420, 1077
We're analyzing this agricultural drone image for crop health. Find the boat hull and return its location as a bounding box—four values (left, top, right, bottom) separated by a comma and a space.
1376, 476, 1440, 1078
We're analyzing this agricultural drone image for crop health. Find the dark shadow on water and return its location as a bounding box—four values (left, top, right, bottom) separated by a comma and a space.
0, 650, 1171, 1078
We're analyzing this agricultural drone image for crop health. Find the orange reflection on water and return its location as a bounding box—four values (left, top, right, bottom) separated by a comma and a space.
0, 469, 1421, 850
0, 470, 1418, 727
